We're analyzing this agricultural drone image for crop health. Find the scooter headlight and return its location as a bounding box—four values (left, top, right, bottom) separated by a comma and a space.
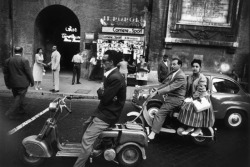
49, 102, 57, 111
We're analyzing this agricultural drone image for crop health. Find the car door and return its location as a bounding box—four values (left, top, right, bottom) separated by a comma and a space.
210, 77, 243, 119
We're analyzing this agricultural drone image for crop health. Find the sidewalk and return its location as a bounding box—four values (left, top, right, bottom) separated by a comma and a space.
0, 70, 138, 100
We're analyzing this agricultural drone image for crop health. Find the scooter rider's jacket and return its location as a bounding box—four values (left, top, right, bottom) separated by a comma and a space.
157, 69, 186, 101
93, 68, 127, 125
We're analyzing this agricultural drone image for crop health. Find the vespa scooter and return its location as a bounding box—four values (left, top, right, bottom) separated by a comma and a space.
19, 96, 148, 167
127, 95, 216, 145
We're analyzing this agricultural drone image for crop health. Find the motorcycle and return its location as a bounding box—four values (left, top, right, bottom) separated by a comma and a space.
127, 95, 216, 145
19, 96, 148, 167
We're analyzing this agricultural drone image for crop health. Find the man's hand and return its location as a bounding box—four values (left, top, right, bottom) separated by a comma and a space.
149, 88, 157, 98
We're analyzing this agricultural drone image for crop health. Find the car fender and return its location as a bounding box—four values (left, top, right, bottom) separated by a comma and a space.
127, 111, 140, 117
147, 99, 163, 106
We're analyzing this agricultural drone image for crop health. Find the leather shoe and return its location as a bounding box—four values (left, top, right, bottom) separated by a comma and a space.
50, 89, 55, 92
72, 83, 74, 85
191, 129, 203, 137
76, 82, 81, 84
181, 128, 194, 135
52, 90, 59, 93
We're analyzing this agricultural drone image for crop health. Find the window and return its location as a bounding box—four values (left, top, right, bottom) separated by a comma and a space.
212, 78, 239, 94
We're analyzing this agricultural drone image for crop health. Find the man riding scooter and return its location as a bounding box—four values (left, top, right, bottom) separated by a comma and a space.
74, 50, 126, 167
148, 58, 186, 140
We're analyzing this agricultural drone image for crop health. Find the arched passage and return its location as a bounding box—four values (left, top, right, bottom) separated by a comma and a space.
34, 5, 80, 71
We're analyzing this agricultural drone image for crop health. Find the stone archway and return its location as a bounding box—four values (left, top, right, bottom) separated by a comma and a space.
34, 4, 80, 71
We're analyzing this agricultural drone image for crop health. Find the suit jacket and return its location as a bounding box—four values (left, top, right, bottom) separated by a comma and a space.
94, 68, 127, 125
51, 50, 61, 71
3, 55, 34, 88
158, 60, 170, 83
157, 69, 186, 101
186, 73, 208, 99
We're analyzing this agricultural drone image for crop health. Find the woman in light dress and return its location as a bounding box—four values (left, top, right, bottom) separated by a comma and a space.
33, 48, 46, 90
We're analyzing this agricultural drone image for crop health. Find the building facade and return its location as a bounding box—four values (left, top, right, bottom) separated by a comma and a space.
0, 0, 249, 91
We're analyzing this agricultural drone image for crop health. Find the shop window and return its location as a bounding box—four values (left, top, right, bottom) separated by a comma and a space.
212, 78, 239, 94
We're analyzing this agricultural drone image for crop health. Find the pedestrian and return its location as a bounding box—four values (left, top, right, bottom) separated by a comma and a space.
117, 55, 129, 84
3, 46, 34, 120
136, 55, 150, 86
33, 48, 46, 90
88, 55, 97, 80
229, 69, 240, 82
47, 45, 61, 93
71, 51, 83, 85
178, 59, 215, 136
158, 54, 171, 83
73, 50, 126, 167
148, 58, 186, 140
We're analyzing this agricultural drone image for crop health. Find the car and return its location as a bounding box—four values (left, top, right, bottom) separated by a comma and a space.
131, 71, 250, 129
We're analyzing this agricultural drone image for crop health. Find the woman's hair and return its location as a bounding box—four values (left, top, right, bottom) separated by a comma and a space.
36, 48, 42, 53
191, 59, 202, 67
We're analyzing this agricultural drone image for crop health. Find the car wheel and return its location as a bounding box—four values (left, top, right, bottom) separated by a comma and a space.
224, 110, 246, 129
147, 102, 162, 119
117, 145, 142, 167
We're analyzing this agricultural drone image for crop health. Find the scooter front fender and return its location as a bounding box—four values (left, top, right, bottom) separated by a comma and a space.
22, 135, 52, 157
116, 142, 146, 160
127, 111, 140, 117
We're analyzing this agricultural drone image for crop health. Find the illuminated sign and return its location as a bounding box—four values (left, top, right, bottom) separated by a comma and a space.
62, 26, 80, 43
102, 27, 144, 35
98, 34, 144, 41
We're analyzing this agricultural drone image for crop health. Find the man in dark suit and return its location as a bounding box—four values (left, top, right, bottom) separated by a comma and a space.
158, 54, 171, 83
3, 46, 34, 119
148, 58, 186, 140
74, 50, 126, 167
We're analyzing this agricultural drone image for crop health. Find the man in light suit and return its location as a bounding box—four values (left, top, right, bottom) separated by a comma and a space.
3, 46, 34, 119
158, 54, 171, 83
74, 50, 126, 167
148, 58, 186, 140
48, 45, 61, 93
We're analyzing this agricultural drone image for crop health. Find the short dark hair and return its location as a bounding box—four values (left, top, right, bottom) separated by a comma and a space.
36, 48, 42, 53
172, 58, 182, 66
14, 46, 23, 54
163, 54, 169, 58
104, 50, 123, 66
191, 59, 202, 67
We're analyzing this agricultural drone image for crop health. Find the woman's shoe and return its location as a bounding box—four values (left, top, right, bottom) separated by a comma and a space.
191, 128, 203, 137
35, 87, 38, 90
39, 87, 42, 90
181, 128, 194, 135
148, 131, 156, 141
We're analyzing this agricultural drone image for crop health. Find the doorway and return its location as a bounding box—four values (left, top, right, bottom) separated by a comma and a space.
34, 5, 80, 71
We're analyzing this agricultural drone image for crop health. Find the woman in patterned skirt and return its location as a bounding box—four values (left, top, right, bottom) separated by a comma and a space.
177, 59, 215, 136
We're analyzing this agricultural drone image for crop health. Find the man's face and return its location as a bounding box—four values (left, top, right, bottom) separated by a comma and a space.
52, 46, 56, 51
171, 60, 181, 72
102, 54, 113, 71
163, 56, 168, 62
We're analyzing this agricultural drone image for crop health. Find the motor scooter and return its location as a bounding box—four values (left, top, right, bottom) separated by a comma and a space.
127, 95, 216, 145
19, 96, 148, 167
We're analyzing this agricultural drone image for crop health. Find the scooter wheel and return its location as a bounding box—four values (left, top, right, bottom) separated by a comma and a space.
18, 145, 45, 166
117, 145, 142, 167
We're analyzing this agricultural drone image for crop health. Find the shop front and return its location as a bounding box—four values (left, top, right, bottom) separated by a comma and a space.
95, 26, 147, 85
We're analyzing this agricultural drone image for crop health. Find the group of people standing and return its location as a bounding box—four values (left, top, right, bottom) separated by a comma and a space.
148, 55, 215, 140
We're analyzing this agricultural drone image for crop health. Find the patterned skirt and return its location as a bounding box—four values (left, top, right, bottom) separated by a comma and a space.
177, 101, 215, 128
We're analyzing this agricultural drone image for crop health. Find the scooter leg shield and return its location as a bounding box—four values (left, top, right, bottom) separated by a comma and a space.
22, 135, 52, 157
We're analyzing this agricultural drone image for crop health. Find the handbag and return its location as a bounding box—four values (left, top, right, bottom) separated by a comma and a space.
193, 97, 211, 112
